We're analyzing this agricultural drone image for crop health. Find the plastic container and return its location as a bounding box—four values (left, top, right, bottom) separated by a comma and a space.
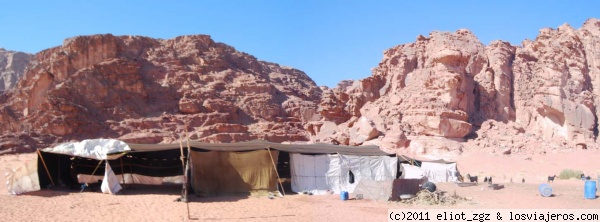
584, 180, 597, 199
340, 191, 349, 201
538, 184, 553, 197
422, 182, 436, 192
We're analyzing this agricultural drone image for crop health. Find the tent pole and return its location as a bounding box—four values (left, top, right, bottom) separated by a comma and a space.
267, 146, 285, 196
86, 159, 104, 186
178, 136, 187, 201
37, 149, 55, 187
129, 156, 134, 187
184, 127, 192, 219
119, 157, 125, 185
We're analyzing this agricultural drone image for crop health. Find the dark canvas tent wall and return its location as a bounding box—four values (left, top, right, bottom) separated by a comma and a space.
190, 150, 279, 196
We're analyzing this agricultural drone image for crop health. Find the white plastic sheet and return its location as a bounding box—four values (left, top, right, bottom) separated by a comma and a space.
336, 155, 398, 194
290, 154, 397, 195
399, 163, 425, 179
42, 139, 130, 160
420, 162, 458, 183
6, 159, 40, 195
101, 162, 122, 194
290, 154, 334, 194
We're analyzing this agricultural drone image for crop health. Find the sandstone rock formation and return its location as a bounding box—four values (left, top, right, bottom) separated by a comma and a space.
0, 48, 32, 93
0, 34, 321, 154
2, 18, 600, 158
310, 18, 600, 158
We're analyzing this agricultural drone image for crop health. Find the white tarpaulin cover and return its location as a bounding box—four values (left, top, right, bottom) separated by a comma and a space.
42, 139, 131, 160
290, 154, 397, 195
337, 155, 398, 194
420, 162, 458, 183
101, 162, 122, 194
399, 163, 425, 179
5, 159, 40, 194
290, 153, 334, 195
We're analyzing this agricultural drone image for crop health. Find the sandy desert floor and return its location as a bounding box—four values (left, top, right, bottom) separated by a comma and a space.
2, 148, 600, 222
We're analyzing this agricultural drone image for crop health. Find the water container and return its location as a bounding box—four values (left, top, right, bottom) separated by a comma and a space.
422, 182, 437, 192
340, 191, 349, 201
538, 184, 552, 197
584, 180, 597, 199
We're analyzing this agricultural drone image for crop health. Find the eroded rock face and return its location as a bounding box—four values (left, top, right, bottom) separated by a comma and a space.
0, 34, 321, 153
309, 18, 600, 158
369, 29, 484, 139
513, 21, 598, 146
0, 49, 32, 93
3, 18, 600, 158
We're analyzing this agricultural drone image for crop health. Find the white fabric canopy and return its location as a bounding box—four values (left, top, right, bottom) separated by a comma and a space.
420, 162, 458, 183
399, 163, 425, 179
42, 139, 131, 160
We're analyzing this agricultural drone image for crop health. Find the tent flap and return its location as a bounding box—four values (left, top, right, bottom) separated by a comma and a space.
191, 150, 279, 196
101, 162, 122, 194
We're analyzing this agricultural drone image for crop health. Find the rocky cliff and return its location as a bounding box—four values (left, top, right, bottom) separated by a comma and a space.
0, 49, 32, 93
2, 19, 600, 157
0, 34, 321, 154
309, 18, 600, 158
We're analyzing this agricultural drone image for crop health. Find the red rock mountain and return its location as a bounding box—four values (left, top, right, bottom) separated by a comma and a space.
308, 18, 600, 158
1, 18, 600, 157
0, 35, 321, 154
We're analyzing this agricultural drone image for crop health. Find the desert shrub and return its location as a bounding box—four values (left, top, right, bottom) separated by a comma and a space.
558, 169, 583, 180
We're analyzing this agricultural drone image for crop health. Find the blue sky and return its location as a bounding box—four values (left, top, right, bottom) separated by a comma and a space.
1, 1, 598, 87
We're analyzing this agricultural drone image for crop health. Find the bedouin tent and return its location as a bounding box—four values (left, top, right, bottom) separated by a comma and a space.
6, 139, 397, 199
7, 139, 187, 195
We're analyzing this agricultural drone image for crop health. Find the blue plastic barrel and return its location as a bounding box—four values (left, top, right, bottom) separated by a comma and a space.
340, 191, 349, 201
538, 184, 552, 197
584, 181, 597, 199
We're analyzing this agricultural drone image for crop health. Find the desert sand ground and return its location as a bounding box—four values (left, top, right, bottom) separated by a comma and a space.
2, 148, 600, 222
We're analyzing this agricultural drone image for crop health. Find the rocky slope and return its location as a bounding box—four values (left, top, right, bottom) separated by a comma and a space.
0, 49, 32, 93
2, 19, 600, 157
308, 18, 600, 158
0, 34, 321, 154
